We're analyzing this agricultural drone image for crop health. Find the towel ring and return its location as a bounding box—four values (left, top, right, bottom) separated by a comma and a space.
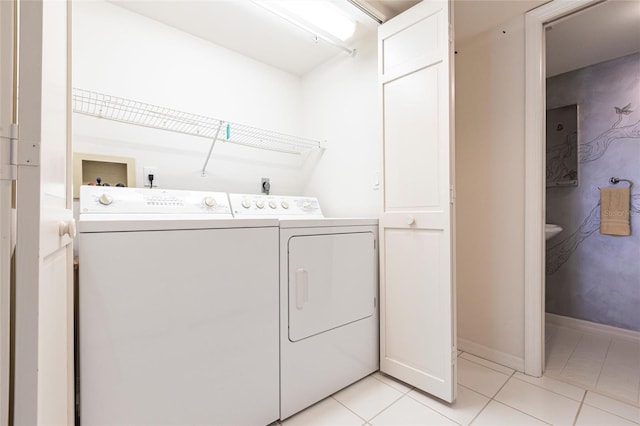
610, 177, 633, 188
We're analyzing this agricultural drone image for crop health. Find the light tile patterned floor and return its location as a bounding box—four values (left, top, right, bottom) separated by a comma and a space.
545, 323, 640, 406
279, 352, 640, 426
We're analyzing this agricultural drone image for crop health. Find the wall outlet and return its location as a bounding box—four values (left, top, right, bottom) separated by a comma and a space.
261, 178, 270, 194
143, 166, 158, 188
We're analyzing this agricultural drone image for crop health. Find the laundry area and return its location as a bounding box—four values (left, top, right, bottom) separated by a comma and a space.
72, 0, 420, 424
5, 0, 640, 424
71, 0, 384, 214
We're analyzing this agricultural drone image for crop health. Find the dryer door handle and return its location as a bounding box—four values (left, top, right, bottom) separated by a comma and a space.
295, 268, 309, 310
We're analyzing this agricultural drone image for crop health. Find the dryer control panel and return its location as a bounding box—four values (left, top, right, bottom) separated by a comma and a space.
80, 186, 232, 215
229, 193, 323, 218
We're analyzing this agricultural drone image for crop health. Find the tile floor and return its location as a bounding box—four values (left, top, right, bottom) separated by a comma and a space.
545, 323, 640, 406
279, 351, 640, 426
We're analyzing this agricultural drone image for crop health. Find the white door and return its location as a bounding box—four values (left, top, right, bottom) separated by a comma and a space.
13, 1, 74, 424
0, 0, 17, 423
378, 0, 456, 402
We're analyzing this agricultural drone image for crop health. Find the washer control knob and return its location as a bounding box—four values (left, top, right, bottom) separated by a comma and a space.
203, 197, 216, 208
241, 199, 251, 209
269, 200, 277, 209
256, 200, 265, 209
99, 193, 113, 206
302, 201, 311, 210
281, 200, 289, 209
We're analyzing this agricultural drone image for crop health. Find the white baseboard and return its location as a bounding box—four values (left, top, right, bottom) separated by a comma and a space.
457, 338, 525, 372
546, 313, 640, 343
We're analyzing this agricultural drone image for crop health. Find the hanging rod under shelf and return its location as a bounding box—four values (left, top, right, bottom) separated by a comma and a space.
72, 88, 324, 173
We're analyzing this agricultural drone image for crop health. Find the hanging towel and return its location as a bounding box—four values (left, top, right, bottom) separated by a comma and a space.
600, 187, 631, 236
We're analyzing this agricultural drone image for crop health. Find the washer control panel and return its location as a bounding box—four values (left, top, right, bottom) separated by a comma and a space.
80, 186, 231, 214
229, 193, 323, 218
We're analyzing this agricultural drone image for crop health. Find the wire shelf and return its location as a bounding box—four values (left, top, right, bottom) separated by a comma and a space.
72, 88, 323, 156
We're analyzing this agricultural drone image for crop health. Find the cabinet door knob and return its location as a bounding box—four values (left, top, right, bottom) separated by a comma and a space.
406, 215, 415, 225
59, 219, 77, 238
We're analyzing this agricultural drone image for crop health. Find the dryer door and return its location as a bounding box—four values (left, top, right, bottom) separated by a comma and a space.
288, 232, 376, 342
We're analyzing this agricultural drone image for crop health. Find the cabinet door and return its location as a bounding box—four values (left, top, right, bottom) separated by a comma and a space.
13, 1, 74, 423
378, 0, 456, 402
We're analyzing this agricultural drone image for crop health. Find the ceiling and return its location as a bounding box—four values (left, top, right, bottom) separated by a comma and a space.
546, 0, 640, 77
111, 0, 549, 76
109, 0, 639, 78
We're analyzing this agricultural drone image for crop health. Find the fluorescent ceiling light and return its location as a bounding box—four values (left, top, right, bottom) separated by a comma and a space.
254, 0, 357, 44
274, 1, 356, 41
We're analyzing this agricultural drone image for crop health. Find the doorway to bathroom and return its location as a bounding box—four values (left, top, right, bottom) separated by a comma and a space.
528, 0, 640, 407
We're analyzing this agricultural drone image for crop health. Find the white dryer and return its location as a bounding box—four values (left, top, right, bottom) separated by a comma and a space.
78, 187, 279, 426
229, 194, 379, 420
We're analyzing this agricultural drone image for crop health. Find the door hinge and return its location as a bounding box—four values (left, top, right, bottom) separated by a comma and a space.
0, 123, 18, 180
449, 185, 456, 205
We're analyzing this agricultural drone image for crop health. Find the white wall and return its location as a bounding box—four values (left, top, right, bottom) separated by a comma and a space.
73, 0, 309, 195
301, 36, 380, 217
73, 0, 380, 219
455, 17, 527, 370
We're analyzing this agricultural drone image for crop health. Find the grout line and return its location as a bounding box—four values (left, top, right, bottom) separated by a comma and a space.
330, 395, 369, 424
545, 370, 640, 408
459, 353, 516, 376
466, 394, 492, 425
488, 400, 554, 425
582, 396, 640, 425
593, 336, 614, 392
495, 374, 580, 425
331, 374, 408, 424
558, 331, 584, 379
406, 387, 464, 425
546, 333, 640, 406
572, 389, 588, 426
546, 319, 640, 405
462, 356, 512, 375
496, 373, 561, 425
371, 371, 414, 395
472, 368, 518, 424
510, 374, 586, 402
546, 323, 640, 418
362, 392, 406, 424
495, 369, 517, 394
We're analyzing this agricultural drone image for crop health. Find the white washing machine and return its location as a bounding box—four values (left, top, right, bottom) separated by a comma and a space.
229, 194, 379, 420
78, 186, 279, 426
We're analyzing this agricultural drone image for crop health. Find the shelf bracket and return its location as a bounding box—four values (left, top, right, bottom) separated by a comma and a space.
201, 120, 224, 176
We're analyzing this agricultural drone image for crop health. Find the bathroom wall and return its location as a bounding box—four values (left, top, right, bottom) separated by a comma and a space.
546, 52, 640, 332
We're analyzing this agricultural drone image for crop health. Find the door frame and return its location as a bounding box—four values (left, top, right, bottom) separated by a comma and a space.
523, 0, 600, 377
